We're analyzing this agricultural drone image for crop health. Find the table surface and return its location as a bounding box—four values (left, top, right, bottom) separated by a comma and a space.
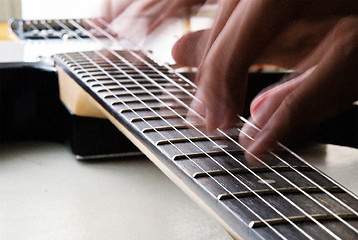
0, 141, 357, 240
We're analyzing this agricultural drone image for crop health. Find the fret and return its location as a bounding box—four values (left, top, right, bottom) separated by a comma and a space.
73, 66, 116, 71
120, 105, 186, 113
193, 165, 313, 178
76, 69, 119, 74
80, 73, 108, 78
102, 90, 160, 97
99, 87, 194, 95
91, 81, 118, 87
112, 97, 191, 105
91, 82, 191, 90
97, 85, 160, 92
72, 63, 95, 68
173, 150, 244, 161
249, 213, 358, 228
130, 114, 186, 123
103, 90, 192, 99
155, 135, 237, 146
142, 124, 202, 133
142, 122, 244, 133
87, 78, 168, 85
218, 186, 344, 200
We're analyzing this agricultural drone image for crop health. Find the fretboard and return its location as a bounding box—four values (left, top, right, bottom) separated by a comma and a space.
10, 19, 89, 40
54, 49, 358, 240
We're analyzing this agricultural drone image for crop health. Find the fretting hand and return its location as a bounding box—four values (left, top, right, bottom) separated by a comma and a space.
172, 0, 358, 160
102, 0, 209, 38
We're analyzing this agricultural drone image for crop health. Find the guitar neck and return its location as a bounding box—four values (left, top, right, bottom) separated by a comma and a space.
54, 49, 358, 240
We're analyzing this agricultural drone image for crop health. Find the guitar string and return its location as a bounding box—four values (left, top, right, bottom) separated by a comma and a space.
240, 116, 358, 203
60, 18, 351, 238
93, 16, 358, 221
49, 21, 306, 240
88, 18, 358, 233
31, 18, 350, 238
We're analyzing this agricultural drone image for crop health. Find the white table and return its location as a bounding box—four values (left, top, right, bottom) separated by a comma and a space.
0, 141, 357, 240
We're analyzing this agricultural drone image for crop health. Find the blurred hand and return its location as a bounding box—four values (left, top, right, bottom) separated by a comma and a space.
102, 0, 209, 37
172, 0, 358, 159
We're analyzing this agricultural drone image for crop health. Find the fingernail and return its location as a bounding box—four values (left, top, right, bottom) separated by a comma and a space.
250, 95, 276, 127
250, 82, 282, 123
250, 92, 268, 115
246, 129, 272, 157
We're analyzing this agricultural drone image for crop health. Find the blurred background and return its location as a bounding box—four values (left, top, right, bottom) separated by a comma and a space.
0, 0, 103, 20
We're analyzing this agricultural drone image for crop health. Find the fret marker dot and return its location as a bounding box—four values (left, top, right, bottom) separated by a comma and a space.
213, 144, 228, 149
258, 179, 276, 184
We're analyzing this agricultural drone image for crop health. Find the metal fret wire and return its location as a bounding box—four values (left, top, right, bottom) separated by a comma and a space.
63, 18, 349, 238
85, 18, 358, 237
30, 17, 350, 238
51, 37, 286, 240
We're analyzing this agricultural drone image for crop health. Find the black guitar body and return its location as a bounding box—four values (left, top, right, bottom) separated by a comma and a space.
0, 62, 70, 142
0, 60, 139, 156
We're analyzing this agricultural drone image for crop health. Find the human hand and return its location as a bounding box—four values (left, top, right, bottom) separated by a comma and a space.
102, 0, 208, 37
172, 0, 358, 160
242, 17, 358, 160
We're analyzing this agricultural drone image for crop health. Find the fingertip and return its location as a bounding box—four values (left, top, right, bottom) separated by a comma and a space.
205, 107, 221, 133
239, 118, 259, 149
172, 30, 207, 67
245, 129, 276, 160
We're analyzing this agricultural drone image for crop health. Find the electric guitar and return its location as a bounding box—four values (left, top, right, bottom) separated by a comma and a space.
54, 19, 358, 239
2, 18, 358, 239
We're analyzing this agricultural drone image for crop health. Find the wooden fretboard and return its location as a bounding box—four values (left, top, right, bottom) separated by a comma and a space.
54, 49, 358, 240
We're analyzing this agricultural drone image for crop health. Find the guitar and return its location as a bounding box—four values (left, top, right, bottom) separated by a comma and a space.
2, 18, 358, 239
52, 19, 358, 239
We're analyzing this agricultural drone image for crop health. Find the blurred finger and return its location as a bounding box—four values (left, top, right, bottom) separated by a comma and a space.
246, 23, 358, 159
172, 29, 210, 67
196, 0, 295, 131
